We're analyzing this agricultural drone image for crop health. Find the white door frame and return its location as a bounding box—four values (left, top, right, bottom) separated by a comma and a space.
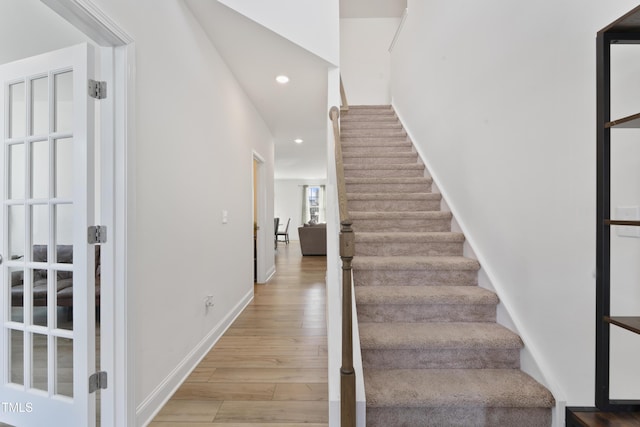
40, 1, 135, 426
252, 151, 269, 283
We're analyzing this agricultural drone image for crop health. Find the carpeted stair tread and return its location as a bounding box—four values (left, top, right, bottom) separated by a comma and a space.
341, 117, 399, 124
349, 105, 394, 109
347, 181, 432, 195
341, 140, 411, 148
343, 106, 394, 116
347, 193, 440, 201
342, 129, 407, 137
353, 256, 480, 271
343, 151, 416, 159
343, 147, 414, 156
344, 162, 424, 170
359, 322, 522, 350
364, 369, 555, 408
341, 121, 402, 130
345, 177, 430, 184
342, 137, 409, 144
350, 212, 452, 233
355, 231, 464, 243
350, 211, 451, 220
355, 286, 498, 322
342, 144, 413, 154
355, 285, 497, 305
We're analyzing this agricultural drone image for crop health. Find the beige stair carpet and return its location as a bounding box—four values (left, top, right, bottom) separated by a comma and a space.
341, 105, 554, 427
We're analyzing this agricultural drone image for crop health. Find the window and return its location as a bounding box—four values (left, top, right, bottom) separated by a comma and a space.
302, 185, 325, 225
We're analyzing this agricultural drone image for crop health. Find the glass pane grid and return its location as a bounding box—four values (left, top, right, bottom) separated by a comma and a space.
30, 139, 50, 199
30, 76, 49, 137
8, 266, 24, 323
8, 142, 25, 200
9, 328, 25, 386
55, 138, 73, 199
55, 336, 73, 397
54, 71, 72, 134
3, 59, 79, 406
9, 81, 26, 139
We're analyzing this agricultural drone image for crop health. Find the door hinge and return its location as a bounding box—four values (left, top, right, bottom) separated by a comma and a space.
88, 79, 107, 99
88, 225, 107, 244
89, 371, 107, 393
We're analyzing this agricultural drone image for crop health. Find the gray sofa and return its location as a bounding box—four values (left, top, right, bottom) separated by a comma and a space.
298, 223, 327, 256
11, 245, 101, 309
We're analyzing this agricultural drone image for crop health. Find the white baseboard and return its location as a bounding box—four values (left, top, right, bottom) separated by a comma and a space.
264, 264, 276, 283
136, 289, 254, 426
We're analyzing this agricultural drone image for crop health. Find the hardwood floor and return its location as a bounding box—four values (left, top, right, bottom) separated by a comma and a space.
150, 242, 328, 427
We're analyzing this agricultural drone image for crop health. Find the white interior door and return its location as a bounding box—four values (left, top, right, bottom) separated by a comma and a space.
0, 43, 96, 427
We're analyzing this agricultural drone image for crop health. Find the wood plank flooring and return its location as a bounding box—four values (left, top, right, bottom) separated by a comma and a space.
150, 242, 328, 427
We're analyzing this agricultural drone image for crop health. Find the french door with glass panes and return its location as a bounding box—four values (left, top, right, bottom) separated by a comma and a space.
0, 44, 97, 427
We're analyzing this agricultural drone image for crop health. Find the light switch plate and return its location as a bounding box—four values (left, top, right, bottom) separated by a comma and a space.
222, 210, 228, 224
615, 206, 640, 237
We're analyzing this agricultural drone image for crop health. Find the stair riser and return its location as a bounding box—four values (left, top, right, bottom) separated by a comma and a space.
341, 122, 401, 130
356, 303, 496, 323
342, 145, 413, 154
351, 218, 450, 232
343, 168, 425, 178
348, 199, 440, 212
362, 348, 520, 370
342, 136, 408, 144
341, 116, 398, 123
366, 407, 552, 427
354, 269, 478, 287
343, 109, 394, 116
346, 183, 430, 193
343, 156, 419, 165
342, 130, 407, 138
355, 242, 463, 257
342, 140, 411, 148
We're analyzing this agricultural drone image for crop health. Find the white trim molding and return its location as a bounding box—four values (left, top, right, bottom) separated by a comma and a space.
388, 7, 408, 52
41, 0, 133, 46
39, 1, 136, 425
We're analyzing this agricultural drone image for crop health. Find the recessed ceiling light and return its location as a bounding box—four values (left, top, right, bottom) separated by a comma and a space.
276, 75, 290, 84
294, 138, 303, 144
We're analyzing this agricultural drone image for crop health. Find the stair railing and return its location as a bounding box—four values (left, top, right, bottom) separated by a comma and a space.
329, 104, 356, 427
340, 77, 349, 112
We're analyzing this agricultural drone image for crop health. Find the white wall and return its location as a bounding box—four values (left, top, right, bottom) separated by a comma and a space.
219, 0, 340, 66
340, 18, 400, 105
390, 0, 640, 407
89, 0, 275, 423
274, 178, 327, 241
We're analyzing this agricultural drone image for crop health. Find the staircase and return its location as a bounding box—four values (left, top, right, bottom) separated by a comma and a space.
340, 105, 555, 426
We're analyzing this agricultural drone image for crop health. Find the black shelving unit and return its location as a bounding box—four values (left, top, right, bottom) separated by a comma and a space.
567, 4, 640, 425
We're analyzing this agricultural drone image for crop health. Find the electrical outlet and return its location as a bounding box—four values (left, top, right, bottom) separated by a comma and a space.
615, 206, 640, 238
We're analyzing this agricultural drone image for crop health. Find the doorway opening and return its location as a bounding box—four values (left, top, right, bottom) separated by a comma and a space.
253, 152, 267, 283
0, 1, 135, 426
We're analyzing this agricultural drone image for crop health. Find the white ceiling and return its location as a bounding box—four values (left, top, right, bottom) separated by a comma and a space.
185, 0, 332, 180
